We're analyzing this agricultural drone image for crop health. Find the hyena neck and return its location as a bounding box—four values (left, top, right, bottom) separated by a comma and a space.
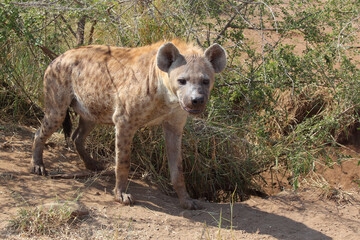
156, 68, 179, 109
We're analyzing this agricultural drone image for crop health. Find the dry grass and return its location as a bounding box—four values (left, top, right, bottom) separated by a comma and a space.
7, 201, 87, 238
266, 86, 334, 140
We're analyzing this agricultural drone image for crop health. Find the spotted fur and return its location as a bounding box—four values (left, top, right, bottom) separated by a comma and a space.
31, 40, 227, 209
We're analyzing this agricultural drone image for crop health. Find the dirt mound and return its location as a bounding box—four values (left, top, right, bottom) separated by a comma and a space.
265, 85, 360, 146
268, 86, 333, 138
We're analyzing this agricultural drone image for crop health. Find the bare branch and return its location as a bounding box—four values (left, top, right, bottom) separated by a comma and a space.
38, 45, 58, 60
229, 25, 283, 32
10, 1, 94, 11
60, 15, 77, 38
88, 20, 97, 45
50, 170, 114, 179
337, 15, 360, 61
76, 15, 87, 46
214, 12, 239, 43
29, 14, 61, 33
150, 2, 175, 34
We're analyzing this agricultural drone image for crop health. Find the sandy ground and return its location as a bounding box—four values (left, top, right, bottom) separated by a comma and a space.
0, 123, 359, 240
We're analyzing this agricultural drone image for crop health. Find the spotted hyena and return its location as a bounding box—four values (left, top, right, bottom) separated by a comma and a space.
32, 40, 227, 209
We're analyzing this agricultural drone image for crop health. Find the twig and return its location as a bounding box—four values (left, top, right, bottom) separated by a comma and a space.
76, 15, 87, 46
60, 15, 77, 38
88, 20, 97, 45
214, 11, 239, 43
11, 1, 94, 11
337, 15, 360, 61
29, 14, 61, 33
54, 18, 71, 49
150, 2, 175, 34
38, 45, 58, 60
227, 0, 294, 95
50, 170, 114, 179
228, 25, 283, 32
260, 4, 266, 84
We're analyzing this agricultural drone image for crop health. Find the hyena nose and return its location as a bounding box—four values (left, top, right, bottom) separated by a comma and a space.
191, 96, 205, 106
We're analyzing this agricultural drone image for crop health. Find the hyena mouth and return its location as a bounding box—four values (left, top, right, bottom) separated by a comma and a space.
180, 102, 203, 114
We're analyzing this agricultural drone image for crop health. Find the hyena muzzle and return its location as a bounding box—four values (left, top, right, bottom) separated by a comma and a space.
31, 40, 227, 210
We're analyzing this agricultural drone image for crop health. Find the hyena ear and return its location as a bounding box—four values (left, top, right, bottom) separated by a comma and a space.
157, 42, 181, 72
204, 43, 227, 73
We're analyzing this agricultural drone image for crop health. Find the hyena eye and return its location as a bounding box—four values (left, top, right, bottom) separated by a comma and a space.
178, 79, 187, 85
202, 79, 210, 85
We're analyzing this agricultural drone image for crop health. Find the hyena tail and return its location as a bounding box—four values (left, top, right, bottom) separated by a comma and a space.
62, 109, 72, 140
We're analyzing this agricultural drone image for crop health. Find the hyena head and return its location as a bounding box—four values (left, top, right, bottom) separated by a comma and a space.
157, 42, 227, 114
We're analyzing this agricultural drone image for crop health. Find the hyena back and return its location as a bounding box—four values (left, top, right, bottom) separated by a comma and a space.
32, 40, 227, 209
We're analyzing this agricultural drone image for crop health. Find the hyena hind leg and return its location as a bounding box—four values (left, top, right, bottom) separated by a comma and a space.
71, 117, 104, 171
31, 110, 68, 175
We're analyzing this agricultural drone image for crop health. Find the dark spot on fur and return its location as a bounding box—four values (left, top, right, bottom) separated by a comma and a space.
64, 64, 72, 74
56, 62, 61, 72
152, 86, 158, 95
95, 47, 103, 51
118, 160, 130, 166
52, 71, 58, 80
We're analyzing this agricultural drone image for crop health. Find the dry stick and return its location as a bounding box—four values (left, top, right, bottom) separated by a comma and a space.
54, 18, 71, 49
73, 0, 84, 6
260, 4, 267, 84
29, 14, 61, 33
50, 170, 115, 179
206, 24, 211, 46
150, 2, 176, 34
38, 45, 58, 60
76, 15, 87, 46
11, 1, 94, 11
227, 0, 295, 95
60, 15, 77, 38
228, 25, 283, 32
337, 15, 360, 61
3, 60, 43, 114
214, 11, 239, 43
2, 6, 44, 117
88, 20, 97, 45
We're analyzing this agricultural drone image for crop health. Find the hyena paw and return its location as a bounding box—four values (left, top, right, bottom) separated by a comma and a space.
30, 164, 47, 176
115, 191, 135, 206
180, 198, 202, 210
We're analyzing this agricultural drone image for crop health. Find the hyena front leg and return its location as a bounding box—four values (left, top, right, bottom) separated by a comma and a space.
163, 114, 202, 210
113, 121, 136, 205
